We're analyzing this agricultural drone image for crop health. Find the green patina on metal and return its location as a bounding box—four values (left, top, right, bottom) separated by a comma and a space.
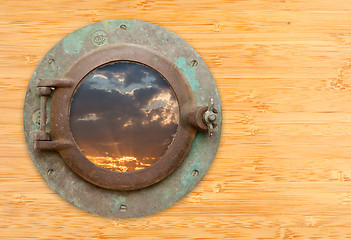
113, 196, 126, 212
23, 19, 222, 218
63, 30, 85, 55
175, 57, 199, 93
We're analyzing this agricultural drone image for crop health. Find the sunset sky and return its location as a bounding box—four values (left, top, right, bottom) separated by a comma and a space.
70, 62, 179, 172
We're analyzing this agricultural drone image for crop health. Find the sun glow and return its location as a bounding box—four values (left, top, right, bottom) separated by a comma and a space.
86, 155, 157, 172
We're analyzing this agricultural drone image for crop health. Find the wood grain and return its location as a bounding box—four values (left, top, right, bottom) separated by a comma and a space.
2, 0, 351, 239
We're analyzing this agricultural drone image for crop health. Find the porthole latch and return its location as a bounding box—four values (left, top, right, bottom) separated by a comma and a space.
203, 98, 218, 137
189, 98, 219, 137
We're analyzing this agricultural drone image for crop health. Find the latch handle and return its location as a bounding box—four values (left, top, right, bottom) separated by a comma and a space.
202, 98, 218, 137
188, 98, 219, 137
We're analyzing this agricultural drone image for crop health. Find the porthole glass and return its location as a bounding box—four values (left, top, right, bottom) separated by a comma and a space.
70, 62, 179, 172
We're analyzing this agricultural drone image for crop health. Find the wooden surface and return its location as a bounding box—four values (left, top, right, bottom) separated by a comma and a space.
2, 0, 351, 239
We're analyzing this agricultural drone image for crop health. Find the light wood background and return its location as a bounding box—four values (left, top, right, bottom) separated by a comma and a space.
2, 0, 351, 239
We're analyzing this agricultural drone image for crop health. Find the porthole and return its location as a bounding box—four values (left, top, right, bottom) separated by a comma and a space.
23, 19, 222, 218
70, 61, 180, 173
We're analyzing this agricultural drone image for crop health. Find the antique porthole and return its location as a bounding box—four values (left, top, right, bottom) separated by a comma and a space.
23, 19, 222, 218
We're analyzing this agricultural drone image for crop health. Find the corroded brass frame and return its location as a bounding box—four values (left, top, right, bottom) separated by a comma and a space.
41, 44, 201, 191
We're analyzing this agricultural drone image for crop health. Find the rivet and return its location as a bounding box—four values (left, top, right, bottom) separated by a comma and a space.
192, 170, 199, 177
120, 24, 127, 30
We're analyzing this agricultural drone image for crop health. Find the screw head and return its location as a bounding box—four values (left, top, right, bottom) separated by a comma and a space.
120, 204, 127, 212
190, 60, 198, 67
192, 170, 199, 177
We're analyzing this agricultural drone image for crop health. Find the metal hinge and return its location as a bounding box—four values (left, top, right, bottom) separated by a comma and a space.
34, 79, 74, 150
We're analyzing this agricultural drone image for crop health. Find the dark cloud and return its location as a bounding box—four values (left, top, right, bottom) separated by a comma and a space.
70, 62, 179, 172
90, 61, 170, 90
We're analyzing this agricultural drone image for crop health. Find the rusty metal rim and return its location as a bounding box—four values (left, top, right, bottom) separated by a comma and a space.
50, 43, 198, 191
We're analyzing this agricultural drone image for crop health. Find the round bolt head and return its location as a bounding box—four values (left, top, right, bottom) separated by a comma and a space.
208, 113, 217, 122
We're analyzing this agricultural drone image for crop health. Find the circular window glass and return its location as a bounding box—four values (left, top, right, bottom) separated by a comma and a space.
70, 61, 179, 172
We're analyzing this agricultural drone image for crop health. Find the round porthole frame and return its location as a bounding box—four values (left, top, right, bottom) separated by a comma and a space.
24, 19, 222, 218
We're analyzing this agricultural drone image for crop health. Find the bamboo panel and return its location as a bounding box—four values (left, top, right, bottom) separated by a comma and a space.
1, 0, 351, 239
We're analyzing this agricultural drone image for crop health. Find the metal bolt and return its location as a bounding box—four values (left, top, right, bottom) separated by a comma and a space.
120, 204, 127, 212
120, 24, 127, 30
47, 169, 54, 175
48, 59, 55, 65
208, 113, 216, 122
